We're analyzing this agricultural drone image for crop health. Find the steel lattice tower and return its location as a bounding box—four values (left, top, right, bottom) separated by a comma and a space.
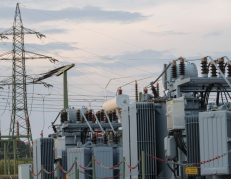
0, 3, 57, 147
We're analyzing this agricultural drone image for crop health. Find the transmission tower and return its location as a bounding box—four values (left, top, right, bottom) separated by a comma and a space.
0, 3, 57, 147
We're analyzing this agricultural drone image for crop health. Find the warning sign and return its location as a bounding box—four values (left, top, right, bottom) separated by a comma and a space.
185, 167, 198, 175
66, 174, 69, 179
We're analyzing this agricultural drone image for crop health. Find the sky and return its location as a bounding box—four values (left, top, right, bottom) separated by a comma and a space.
0, 0, 231, 139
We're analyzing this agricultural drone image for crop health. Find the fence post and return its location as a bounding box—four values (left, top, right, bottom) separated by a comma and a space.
92, 155, 96, 179
142, 151, 145, 179
57, 161, 60, 179
41, 165, 44, 179
77, 169, 79, 179
122, 157, 125, 179
75, 157, 77, 179
29, 165, 31, 179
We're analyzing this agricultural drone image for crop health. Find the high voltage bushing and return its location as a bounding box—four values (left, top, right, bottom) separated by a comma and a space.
151, 85, 158, 98
76, 110, 81, 122
112, 110, 118, 122
156, 83, 159, 96
104, 135, 108, 144
92, 134, 97, 144
171, 61, 177, 79
108, 111, 112, 122
218, 57, 225, 75
100, 109, 105, 122
179, 58, 185, 76
60, 110, 67, 123
210, 62, 217, 77
52, 125, 57, 133
227, 62, 231, 77
143, 87, 148, 94
135, 81, 138, 102
16, 121, 19, 136
84, 111, 89, 121
118, 87, 122, 95
96, 111, 100, 121
88, 110, 93, 122
201, 57, 208, 76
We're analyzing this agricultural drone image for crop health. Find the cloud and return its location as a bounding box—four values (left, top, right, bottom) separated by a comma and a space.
0, 6, 148, 24
42, 29, 68, 34
142, 30, 189, 36
203, 30, 223, 37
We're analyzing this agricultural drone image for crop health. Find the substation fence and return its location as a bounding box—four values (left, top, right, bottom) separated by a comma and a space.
29, 150, 231, 179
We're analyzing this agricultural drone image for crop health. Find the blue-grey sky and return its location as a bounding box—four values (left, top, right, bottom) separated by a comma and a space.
0, 0, 231, 139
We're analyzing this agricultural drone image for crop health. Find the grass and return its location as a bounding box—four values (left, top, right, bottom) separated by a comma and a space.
0, 159, 33, 175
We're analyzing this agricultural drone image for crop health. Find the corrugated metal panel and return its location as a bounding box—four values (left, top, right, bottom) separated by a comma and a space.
33, 138, 54, 179
67, 148, 91, 179
93, 147, 113, 178
186, 115, 202, 178
61, 150, 67, 178
130, 102, 156, 179
199, 110, 231, 175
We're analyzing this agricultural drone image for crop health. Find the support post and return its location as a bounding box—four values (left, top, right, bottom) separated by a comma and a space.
75, 157, 77, 179
122, 157, 125, 179
77, 169, 79, 179
4, 142, 7, 175
41, 165, 44, 179
142, 151, 145, 179
29, 165, 31, 179
13, 139, 16, 174
92, 155, 96, 179
57, 161, 60, 179
63, 71, 68, 109
8, 155, 10, 175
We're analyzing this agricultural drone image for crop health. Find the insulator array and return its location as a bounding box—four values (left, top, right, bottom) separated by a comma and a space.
218, 57, 225, 74
143, 87, 148, 94
84, 111, 89, 121
26, 117, 29, 135
118, 88, 122, 95
76, 110, 81, 122
210, 62, 217, 77
88, 110, 92, 122
135, 81, 138, 102
179, 58, 185, 75
156, 83, 159, 96
92, 113, 96, 123
16, 121, 19, 136
96, 111, 100, 121
114, 134, 118, 144
108, 111, 112, 122
112, 110, 118, 122
100, 109, 105, 122
172, 61, 177, 79
151, 85, 158, 98
61, 110, 67, 123
201, 57, 208, 74
227, 62, 231, 77
92, 134, 97, 144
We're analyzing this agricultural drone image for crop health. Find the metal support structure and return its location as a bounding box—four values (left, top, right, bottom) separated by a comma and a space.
13, 139, 16, 175
139, 92, 142, 102
77, 169, 79, 179
142, 151, 145, 179
122, 157, 125, 179
8, 156, 10, 175
92, 155, 96, 179
92, 110, 106, 134
29, 165, 32, 179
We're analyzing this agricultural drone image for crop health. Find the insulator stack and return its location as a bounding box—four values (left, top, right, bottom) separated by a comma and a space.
179, 58, 185, 75
16, 121, 19, 136
143, 88, 148, 94
26, 117, 29, 135
88, 110, 92, 122
118, 88, 122, 95
135, 81, 138, 102
171, 61, 177, 79
104, 135, 108, 144
151, 85, 158, 98
210, 62, 217, 77
92, 134, 97, 144
61, 110, 67, 123
100, 110, 105, 122
84, 111, 89, 121
156, 83, 159, 96
112, 110, 118, 122
227, 62, 231, 77
96, 111, 101, 121
52, 125, 57, 133
201, 57, 208, 76
76, 110, 81, 122
218, 57, 225, 75
114, 134, 119, 144
108, 111, 112, 122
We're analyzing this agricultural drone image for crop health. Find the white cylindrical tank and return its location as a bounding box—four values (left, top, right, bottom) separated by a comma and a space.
103, 94, 130, 112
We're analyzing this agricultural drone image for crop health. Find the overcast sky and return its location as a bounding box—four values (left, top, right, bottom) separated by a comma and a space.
0, 0, 231, 139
